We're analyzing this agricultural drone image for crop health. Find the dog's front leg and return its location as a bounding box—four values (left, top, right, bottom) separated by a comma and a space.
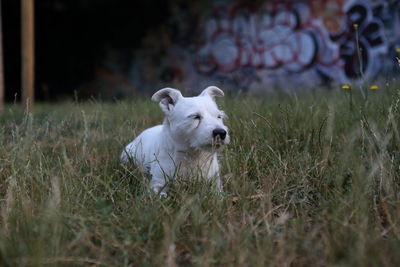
149, 165, 170, 196
215, 176, 223, 193
149, 176, 168, 196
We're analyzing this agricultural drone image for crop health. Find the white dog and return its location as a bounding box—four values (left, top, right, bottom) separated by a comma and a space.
121, 86, 230, 195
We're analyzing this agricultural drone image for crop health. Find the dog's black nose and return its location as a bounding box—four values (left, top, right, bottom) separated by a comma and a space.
213, 128, 227, 140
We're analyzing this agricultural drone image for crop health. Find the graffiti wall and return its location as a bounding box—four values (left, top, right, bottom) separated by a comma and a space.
127, 0, 400, 93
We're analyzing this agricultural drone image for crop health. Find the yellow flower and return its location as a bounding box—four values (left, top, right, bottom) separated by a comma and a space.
342, 84, 351, 90
370, 85, 379, 90
353, 24, 359, 29
396, 48, 400, 53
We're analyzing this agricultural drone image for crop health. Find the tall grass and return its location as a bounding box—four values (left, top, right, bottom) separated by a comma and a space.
0, 87, 400, 266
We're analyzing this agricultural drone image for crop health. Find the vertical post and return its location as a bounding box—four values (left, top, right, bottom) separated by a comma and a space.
0, 0, 4, 112
21, 0, 34, 112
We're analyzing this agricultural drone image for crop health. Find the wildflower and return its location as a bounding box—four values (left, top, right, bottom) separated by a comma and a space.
342, 84, 351, 90
353, 23, 358, 29
370, 85, 379, 90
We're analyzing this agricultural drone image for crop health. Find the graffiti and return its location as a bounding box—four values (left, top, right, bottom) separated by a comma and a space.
339, 1, 388, 79
195, 4, 324, 73
125, 0, 400, 94
193, 3, 332, 89
312, 0, 347, 34
372, 0, 400, 74
191, 0, 392, 91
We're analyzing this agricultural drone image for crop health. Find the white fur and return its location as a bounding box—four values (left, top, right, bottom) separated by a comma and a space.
121, 86, 230, 195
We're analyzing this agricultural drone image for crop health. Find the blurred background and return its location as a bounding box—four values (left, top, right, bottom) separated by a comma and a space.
2, 0, 400, 101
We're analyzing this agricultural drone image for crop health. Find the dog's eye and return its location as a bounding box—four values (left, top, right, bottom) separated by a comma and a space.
189, 114, 202, 120
217, 114, 223, 119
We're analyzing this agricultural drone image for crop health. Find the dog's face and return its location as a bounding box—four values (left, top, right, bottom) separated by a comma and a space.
152, 86, 230, 150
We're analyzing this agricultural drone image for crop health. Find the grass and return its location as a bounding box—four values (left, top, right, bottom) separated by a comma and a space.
1, 86, 400, 266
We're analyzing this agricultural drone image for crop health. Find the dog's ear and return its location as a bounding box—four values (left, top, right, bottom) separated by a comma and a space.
200, 86, 224, 101
152, 87, 183, 113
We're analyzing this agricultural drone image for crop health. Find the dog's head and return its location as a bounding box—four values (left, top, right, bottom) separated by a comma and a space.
152, 86, 230, 150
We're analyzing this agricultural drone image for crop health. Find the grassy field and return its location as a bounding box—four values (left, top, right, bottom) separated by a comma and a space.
1, 87, 400, 266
